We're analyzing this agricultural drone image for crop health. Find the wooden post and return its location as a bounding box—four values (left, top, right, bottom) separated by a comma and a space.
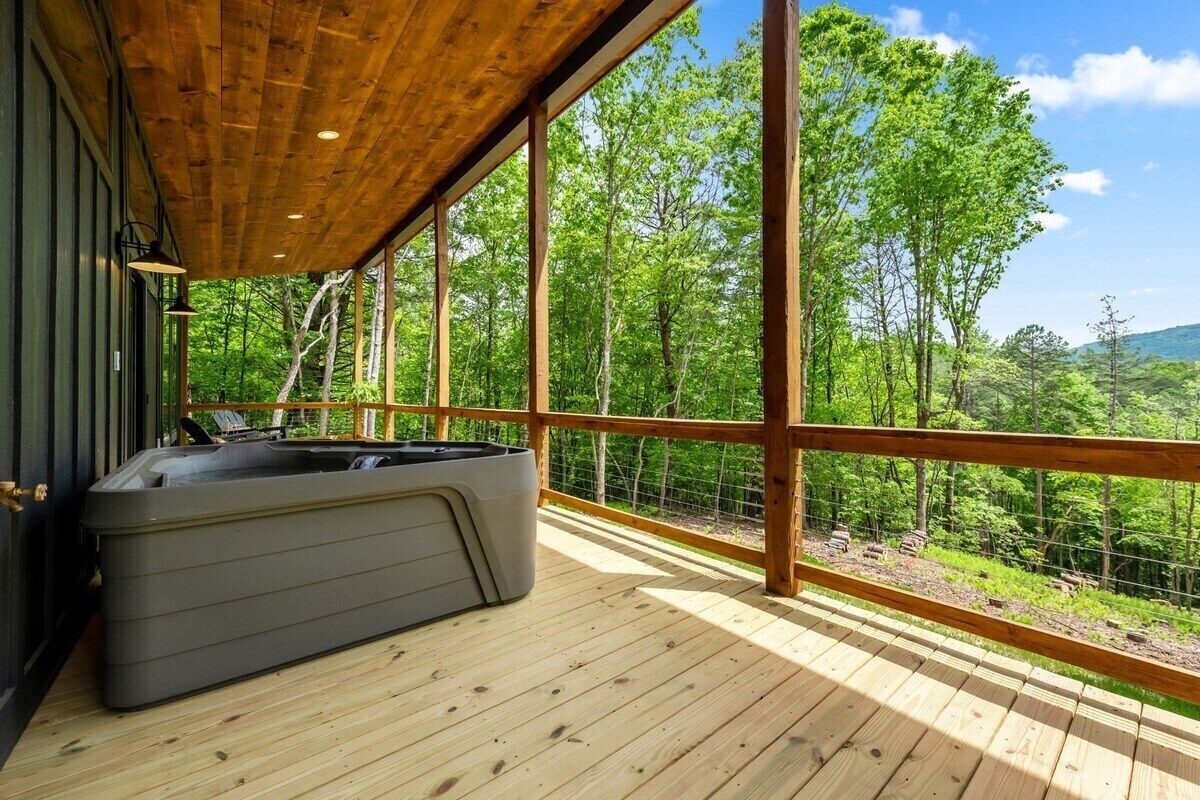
761, 0, 802, 597
353, 267, 364, 438
383, 241, 396, 440
433, 191, 451, 439
176, 275, 190, 446
527, 91, 550, 502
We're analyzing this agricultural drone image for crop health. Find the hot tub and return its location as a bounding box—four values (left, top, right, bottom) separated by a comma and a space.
82, 440, 537, 708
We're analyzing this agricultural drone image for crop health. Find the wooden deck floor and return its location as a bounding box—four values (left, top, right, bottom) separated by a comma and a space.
2, 507, 1198, 800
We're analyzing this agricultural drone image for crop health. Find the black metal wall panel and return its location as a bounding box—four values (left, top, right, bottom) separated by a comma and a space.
0, 0, 19, 763
75, 153, 95, 524
19, 50, 54, 667
95, 179, 110, 474
53, 102, 79, 623
1, 0, 171, 765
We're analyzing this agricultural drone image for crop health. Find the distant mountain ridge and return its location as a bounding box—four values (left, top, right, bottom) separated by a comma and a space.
1075, 322, 1200, 362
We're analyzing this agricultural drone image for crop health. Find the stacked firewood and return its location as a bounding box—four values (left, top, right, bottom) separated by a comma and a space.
1047, 572, 1100, 594
898, 529, 927, 558
863, 542, 885, 560
1063, 572, 1098, 589
825, 523, 850, 554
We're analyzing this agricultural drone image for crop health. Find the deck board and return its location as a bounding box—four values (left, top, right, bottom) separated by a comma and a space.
1, 507, 1198, 800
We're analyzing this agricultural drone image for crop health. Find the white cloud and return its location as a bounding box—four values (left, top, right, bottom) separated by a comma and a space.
1033, 211, 1072, 232
882, 7, 973, 56
1060, 169, 1111, 196
1017, 53, 1049, 73
1142, 160, 1160, 171
1015, 46, 1200, 109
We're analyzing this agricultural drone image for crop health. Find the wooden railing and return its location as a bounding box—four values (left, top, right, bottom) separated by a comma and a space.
183, 398, 1200, 703
172, 0, 1200, 712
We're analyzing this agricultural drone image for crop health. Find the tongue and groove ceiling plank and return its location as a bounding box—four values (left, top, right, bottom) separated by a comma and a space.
111, 0, 628, 280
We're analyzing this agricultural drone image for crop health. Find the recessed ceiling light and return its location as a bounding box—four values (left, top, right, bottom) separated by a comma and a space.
287, 213, 304, 220
273, 253, 286, 259
316, 130, 340, 140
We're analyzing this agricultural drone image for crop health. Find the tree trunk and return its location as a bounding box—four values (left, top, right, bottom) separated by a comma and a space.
237, 281, 251, 401
363, 267, 386, 435
273, 272, 351, 427
1100, 475, 1114, 590
595, 214, 616, 505
318, 288, 342, 435
658, 439, 671, 513
421, 299, 436, 439
631, 437, 646, 512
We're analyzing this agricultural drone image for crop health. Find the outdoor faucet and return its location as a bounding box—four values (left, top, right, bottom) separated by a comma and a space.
1, 481, 48, 514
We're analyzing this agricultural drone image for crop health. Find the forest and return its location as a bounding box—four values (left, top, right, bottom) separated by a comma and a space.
186, 6, 1200, 616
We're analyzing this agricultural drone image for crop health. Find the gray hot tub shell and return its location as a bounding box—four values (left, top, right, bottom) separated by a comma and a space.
82, 440, 537, 708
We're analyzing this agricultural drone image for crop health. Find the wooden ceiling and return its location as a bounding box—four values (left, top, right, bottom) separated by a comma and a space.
111, 0, 627, 281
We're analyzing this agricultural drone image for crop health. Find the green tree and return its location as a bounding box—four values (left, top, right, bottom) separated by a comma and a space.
867, 40, 1059, 532
1001, 324, 1071, 549
1086, 294, 1140, 588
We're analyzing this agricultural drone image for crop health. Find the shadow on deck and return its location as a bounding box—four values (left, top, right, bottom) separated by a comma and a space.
0, 507, 1197, 799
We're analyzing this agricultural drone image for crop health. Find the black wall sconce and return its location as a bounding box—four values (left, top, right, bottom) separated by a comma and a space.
116, 221, 196, 315
116, 220, 184, 274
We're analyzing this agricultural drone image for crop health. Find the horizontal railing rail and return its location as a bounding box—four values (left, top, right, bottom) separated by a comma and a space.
186, 401, 349, 412
182, 399, 1200, 704
795, 561, 1200, 704
540, 412, 765, 445
187, 401, 1200, 483
793, 424, 1200, 482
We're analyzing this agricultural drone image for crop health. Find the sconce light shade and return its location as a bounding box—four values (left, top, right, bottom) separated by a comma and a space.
164, 297, 198, 316
128, 239, 185, 274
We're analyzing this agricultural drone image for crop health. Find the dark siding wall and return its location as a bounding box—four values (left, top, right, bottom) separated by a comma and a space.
53, 103, 79, 622
1, 0, 174, 764
20, 51, 54, 660
0, 0, 18, 757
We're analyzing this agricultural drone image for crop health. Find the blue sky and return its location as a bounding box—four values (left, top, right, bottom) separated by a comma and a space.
696, 0, 1200, 345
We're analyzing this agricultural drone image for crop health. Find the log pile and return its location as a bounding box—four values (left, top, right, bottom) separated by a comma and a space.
824, 523, 850, 554
1047, 572, 1100, 595
898, 529, 927, 558
863, 542, 885, 560
1062, 572, 1098, 590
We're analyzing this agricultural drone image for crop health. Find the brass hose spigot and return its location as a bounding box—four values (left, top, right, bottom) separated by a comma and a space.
1, 481, 48, 513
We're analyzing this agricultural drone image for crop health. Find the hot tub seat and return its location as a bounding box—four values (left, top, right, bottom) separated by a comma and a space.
82, 440, 537, 708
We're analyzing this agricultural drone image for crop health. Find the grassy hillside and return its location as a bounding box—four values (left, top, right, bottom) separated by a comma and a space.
1076, 322, 1200, 362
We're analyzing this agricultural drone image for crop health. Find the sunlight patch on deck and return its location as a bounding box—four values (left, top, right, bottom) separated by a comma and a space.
538, 525, 672, 575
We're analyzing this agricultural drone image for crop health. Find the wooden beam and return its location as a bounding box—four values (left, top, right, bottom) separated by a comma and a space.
796, 561, 1200, 706
528, 92, 551, 501
382, 242, 396, 440
542, 488, 767, 570
444, 406, 530, 425
176, 276, 189, 445
350, 0, 695, 272
433, 191, 451, 439
539, 412, 764, 446
186, 401, 348, 411
761, 0, 802, 598
353, 267, 364, 438
792, 425, 1200, 483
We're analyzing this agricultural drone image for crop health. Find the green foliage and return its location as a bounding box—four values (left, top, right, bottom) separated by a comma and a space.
344, 381, 382, 404
186, 5, 1200, 635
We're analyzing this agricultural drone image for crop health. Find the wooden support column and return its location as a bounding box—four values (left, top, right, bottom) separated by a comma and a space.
353, 267, 364, 438
433, 192, 451, 439
176, 276, 190, 446
527, 91, 550, 501
383, 242, 396, 440
761, 0, 802, 597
